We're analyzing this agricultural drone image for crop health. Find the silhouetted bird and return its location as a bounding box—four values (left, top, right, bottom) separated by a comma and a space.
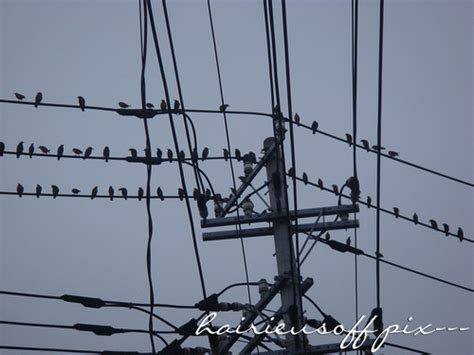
219, 104, 229, 112
28, 144, 34, 158
138, 187, 144, 201
388, 151, 399, 158
311, 121, 318, 134
17, 183, 24, 197
157, 187, 164, 200
173, 100, 180, 111
108, 186, 114, 200
393, 207, 399, 218
178, 188, 185, 200
367, 196, 372, 208
360, 139, 370, 151
51, 185, 59, 199
103, 146, 110, 162
34, 92, 42, 108
442, 223, 449, 236
325, 232, 330, 241
345, 133, 353, 146
317, 178, 323, 190
14, 93, 25, 101
457, 227, 464, 242
118, 102, 129, 108
57, 144, 64, 160
178, 150, 185, 162
84, 147, 93, 159
167, 149, 173, 162
72, 148, 83, 156
191, 148, 198, 162
202, 147, 209, 160
91, 186, 98, 200
160, 100, 167, 110
72, 188, 80, 194
413, 213, 419, 224
16, 141, 24, 158
0, 141, 5, 156
223, 149, 229, 161
429, 219, 438, 230
302, 172, 308, 185
346, 237, 351, 246
156, 148, 163, 162
235, 149, 242, 161
288, 167, 295, 178
129, 148, 137, 158
372, 145, 385, 151
36, 184, 42, 198
77, 96, 85, 111
39, 146, 50, 154
146, 103, 154, 108
119, 187, 128, 200
332, 184, 339, 195
294, 113, 300, 124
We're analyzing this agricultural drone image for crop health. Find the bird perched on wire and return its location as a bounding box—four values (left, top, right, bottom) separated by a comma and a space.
108, 186, 114, 200
294, 113, 300, 125
36, 184, 42, 198
388, 150, 399, 158
346, 237, 351, 246
28, 144, 34, 158
77, 96, 85, 111
16, 141, 24, 158
173, 100, 180, 111
393, 207, 399, 218
118, 187, 128, 200
14, 92, 25, 101
72, 148, 83, 156
17, 183, 24, 197
442, 223, 449, 236
167, 149, 173, 162
84, 147, 93, 160
367, 196, 372, 208
202, 147, 209, 161
51, 185, 59, 199
57, 144, 64, 160
457, 227, 464, 242
103, 146, 110, 162
190, 148, 198, 163
156, 148, 163, 163
39, 146, 50, 154
138, 187, 144, 201
360, 139, 370, 151
118, 102, 129, 109
223, 148, 229, 161
302, 172, 308, 185
311, 121, 318, 134
234, 149, 242, 161
332, 184, 339, 195
34, 92, 42, 108
317, 178, 323, 190
160, 100, 167, 110
178, 188, 185, 201
146, 102, 154, 108
429, 219, 438, 230
219, 104, 229, 112
345, 133, 353, 146
156, 186, 164, 200
91, 186, 98, 200
413, 213, 419, 224
178, 150, 185, 162
129, 148, 137, 158
325, 232, 331, 241
72, 188, 80, 195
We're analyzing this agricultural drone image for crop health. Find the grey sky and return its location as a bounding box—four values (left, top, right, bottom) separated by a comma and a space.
0, 0, 472, 354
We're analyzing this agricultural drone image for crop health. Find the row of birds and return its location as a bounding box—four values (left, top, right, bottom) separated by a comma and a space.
13, 92, 231, 113
298, 172, 464, 241
0, 141, 254, 163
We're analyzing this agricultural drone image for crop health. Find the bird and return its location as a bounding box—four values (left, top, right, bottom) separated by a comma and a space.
84, 147, 93, 159
346, 237, 351, 246
345, 133, 353, 146
72, 188, 80, 194
178, 150, 185, 162
311, 121, 318, 134
28, 144, 34, 158
223, 149, 229, 161
57, 144, 64, 160
442, 223, 450, 236
173, 100, 180, 111
34, 92, 42, 108
325, 232, 331, 241
393, 207, 399, 218
457, 227, 464, 242
72, 148, 82, 156
77, 96, 85, 111
91, 186, 98, 200
367, 196, 372, 208
17, 183, 24, 197
429, 219, 438, 230
16, 141, 24, 158
372, 145, 386, 151
129, 148, 137, 158
14, 92, 25, 101
375, 251, 384, 258
235, 149, 242, 161
302, 172, 308, 185
360, 139, 370, 151
178, 188, 185, 200
51, 185, 59, 199
118, 102, 130, 108
191, 148, 198, 162
167, 149, 173, 162
103, 146, 110, 162
294, 113, 300, 125
157, 186, 164, 200
119, 187, 128, 200
413, 213, 419, 224
108, 186, 114, 200
0, 141, 4, 156
288, 167, 295, 178
156, 148, 163, 162
332, 184, 339, 195
202, 147, 209, 160
35, 184, 42, 198
317, 178, 323, 190
160, 100, 167, 110
38, 146, 50, 154
146, 102, 154, 108
219, 104, 229, 112
138, 187, 144, 201
388, 150, 399, 158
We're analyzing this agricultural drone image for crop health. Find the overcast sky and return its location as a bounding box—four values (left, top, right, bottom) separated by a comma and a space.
0, 0, 472, 354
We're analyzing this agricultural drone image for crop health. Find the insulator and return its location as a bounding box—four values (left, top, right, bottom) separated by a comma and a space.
258, 278, 269, 296
242, 198, 254, 216
244, 161, 253, 176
